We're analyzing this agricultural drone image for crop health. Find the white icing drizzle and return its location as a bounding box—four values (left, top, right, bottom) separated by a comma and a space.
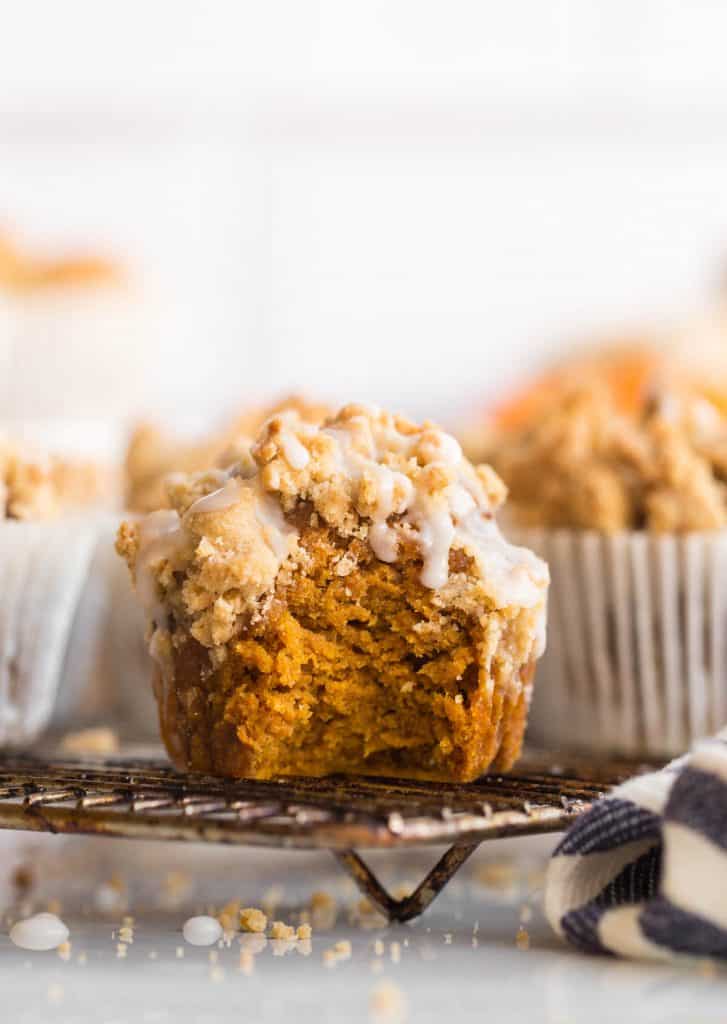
136, 509, 185, 628
130, 406, 548, 666
184, 475, 244, 517
254, 487, 298, 560
314, 414, 549, 623
184, 473, 298, 564
278, 429, 310, 470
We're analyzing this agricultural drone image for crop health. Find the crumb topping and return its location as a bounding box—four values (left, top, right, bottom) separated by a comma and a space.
0, 437, 113, 520
124, 394, 331, 512
492, 386, 727, 532
117, 404, 548, 669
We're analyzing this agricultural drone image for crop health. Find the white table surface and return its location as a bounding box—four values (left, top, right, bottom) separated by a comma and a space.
0, 830, 725, 1024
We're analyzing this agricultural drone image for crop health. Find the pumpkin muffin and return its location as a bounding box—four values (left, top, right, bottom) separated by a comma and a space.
482, 375, 727, 756
117, 404, 549, 782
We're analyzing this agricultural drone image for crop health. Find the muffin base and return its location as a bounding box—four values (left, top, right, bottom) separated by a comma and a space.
152, 528, 539, 782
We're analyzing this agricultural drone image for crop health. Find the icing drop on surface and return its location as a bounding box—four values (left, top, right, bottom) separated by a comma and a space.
10, 913, 69, 951
183, 916, 223, 947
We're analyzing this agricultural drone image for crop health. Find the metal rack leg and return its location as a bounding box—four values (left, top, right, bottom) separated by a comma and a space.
334, 842, 481, 923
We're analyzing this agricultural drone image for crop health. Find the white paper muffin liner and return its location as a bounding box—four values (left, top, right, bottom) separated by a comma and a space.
0, 518, 100, 745
0, 512, 160, 747
512, 527, 727, 757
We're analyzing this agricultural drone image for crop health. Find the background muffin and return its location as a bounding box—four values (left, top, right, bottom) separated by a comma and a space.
479, 357, 727, 757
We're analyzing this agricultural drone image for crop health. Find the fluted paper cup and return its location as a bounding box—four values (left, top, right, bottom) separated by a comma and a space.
0, 518, 100, 745
511, 528, 727, 757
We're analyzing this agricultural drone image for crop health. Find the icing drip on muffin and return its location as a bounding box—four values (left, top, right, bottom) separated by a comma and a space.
118, 404, 549, 665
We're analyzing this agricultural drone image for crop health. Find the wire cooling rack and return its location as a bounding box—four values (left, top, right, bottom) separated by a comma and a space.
0, 750, 652, 921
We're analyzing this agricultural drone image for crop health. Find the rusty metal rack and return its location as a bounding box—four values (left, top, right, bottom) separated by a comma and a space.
0, 751, 651, 922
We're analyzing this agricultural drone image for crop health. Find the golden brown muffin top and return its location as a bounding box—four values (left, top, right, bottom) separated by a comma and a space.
118, 404, 549, 663
491, 385, 727, 532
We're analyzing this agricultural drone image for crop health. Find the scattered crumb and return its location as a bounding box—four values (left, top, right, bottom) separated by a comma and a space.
296, 923, 312, 941
116, 944, 127, 959
239, 907, 268, 934
516, 926, 530, 951
118, 926, 134, 945
60, 727, 119, 756
57, 941, 72, 962
334, 940, 352, 959
370, 980, 407, 1021
218, 901, 241, 934
270, 921, 296, 941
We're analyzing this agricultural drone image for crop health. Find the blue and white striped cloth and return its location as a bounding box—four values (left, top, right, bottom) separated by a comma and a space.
545, 731, 727, 961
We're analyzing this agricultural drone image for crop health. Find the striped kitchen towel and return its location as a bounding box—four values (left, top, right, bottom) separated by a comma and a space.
545, 731, 727, 961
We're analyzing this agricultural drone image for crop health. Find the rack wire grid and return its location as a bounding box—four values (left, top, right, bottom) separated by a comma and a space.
0, 749, 653, 922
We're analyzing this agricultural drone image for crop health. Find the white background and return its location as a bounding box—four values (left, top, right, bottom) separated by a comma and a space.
3, 1, 727, 428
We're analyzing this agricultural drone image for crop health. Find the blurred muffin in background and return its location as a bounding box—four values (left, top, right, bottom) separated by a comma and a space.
125, 394, 332, 512
459, 342, 664, 466
0, 436, 120, 748
1, 435, 116, 520
471, 340, 727, 759
0, 228, 149, 424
